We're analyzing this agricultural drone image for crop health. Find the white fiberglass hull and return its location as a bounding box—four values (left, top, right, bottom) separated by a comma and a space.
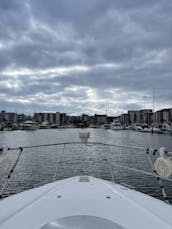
40, 125, 50, 129
111, 126, 123, 130
0, 176, 172, 229
23, 125, 38, 130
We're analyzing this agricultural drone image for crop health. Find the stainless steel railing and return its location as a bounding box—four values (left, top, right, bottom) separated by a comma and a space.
0, 141, 172, 204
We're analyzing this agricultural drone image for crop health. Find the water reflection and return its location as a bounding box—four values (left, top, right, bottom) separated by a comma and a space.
0, 129, 172, 202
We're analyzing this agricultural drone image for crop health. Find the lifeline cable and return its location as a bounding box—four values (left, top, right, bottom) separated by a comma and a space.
52, 144, 66, 182
0, 147, 23, 199
104, 146, 115, 183
6, 142, 172, 183
2, 142, 172, 204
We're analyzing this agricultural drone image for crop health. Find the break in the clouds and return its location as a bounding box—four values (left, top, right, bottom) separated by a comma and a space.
0, 0, 172, 115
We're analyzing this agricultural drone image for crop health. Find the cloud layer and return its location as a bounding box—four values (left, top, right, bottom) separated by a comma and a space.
0, 0, 172, 115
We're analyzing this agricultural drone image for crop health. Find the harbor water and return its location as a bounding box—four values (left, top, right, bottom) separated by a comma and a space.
0, 128, 172, 203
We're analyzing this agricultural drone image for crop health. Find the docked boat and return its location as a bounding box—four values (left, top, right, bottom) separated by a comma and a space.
22, 121, 39, 130
0, 133, 172, 229
122, 125, 131, 130
160, 124, 172, 134
40, 121, 50, 129
89, 124, 98, 128
135, 125, 162, 134
131, 123, 142, 131
151, 127, 162, 133
2, 127, 13, 131
50, 124, 58, 129
140, 127, 150, 132
110, 120, 123, 130
104, 123, 111, 129
100, 123, 110, 129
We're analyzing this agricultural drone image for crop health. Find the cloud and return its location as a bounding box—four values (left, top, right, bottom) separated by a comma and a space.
0, 0, 172, 115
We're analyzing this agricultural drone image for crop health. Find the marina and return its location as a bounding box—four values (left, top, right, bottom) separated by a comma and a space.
0, 0, 172, 228
1, 108, 172, 135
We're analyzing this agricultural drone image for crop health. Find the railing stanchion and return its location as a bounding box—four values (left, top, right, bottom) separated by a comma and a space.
1, 142, 171, 204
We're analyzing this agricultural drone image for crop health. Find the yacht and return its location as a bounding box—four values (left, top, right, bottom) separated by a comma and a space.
89, 124, 98, 128
110, 120, 123, 130
22, 121, 39, 130
50, 124, 59, 129
100, 123, 110, 129
137, 125, 162, 134
40, 121, 50, 129
103, 123, 111, 129
160, 124, 172, 134
131, 123, 142, 131
122, 125, 131, 130
0, 134, 172, 229
2, 127, 13, 131
151, 127, 162, 133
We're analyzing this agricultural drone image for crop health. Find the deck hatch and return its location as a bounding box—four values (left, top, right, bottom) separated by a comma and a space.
41, 215, 124, 229
79, 176, 90, 182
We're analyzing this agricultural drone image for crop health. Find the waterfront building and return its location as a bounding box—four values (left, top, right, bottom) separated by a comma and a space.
1, 108, 172, 128
17, 114, 27, 124
120, 114, 129, 126
0, 110, 8, 123
55, 112, 60, 126
128, 110, 136, 125
68, 115, 81, 125
82, 114, 89, 123
47, 113, 54, 124
154, 110, 163, 124
6, 112, 18, 124
42, 113, 48, 123
153, 109, 171, 124
0, 110, 8, 128
0, 111, 18, 124
114, 116, 121, 122
162, 109, 170, 123
139, 109, 153, 125
107, 116, 115, 124
94, 114, 107, 125
81, 114, 90, 126
34, 112, 61, 125
135, 111, 141, 124
127, 109, 153, 126
89, 116, 95, 125
170, 109, 172, 124
34, 113, 42, 124
60, 113, 67, 126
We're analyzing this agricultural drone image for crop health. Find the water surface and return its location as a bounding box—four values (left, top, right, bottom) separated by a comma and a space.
0, 128, 172, 203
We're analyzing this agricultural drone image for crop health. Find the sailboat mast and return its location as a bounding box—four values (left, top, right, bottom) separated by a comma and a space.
153, 88, 155, 112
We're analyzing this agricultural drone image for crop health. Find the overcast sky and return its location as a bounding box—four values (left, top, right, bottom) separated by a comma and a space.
0, 0, 172, 115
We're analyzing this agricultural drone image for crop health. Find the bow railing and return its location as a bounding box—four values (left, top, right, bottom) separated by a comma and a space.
0, 141, 172, 204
